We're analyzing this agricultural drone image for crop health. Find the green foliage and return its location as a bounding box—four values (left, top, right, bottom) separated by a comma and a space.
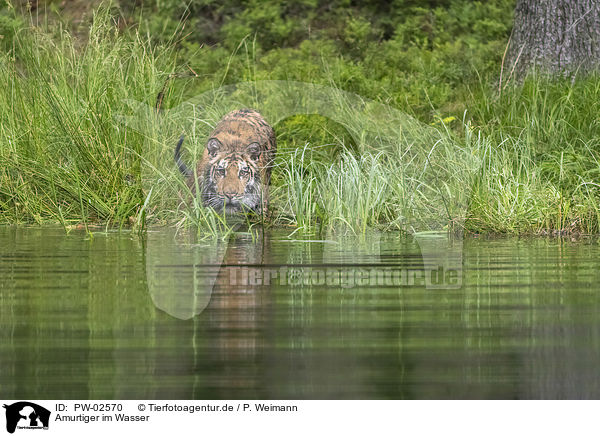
0, 7, 175, 227
0, 2, 25, 51
134, 0, 512, 119
467, 74, 600, 234
3, 1, 600, 235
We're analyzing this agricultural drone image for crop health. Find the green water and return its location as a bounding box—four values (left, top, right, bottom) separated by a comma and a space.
1, 227, 599, 399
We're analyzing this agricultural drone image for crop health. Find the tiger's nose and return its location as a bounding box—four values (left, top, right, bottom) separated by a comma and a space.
223, 191, 235, 200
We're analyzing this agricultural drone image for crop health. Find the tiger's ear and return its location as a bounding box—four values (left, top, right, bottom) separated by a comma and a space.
246, 142, 261, 161
207, 138, 222, 156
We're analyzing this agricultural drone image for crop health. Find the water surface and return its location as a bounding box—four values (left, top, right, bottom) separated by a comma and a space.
1, 227, 599, 399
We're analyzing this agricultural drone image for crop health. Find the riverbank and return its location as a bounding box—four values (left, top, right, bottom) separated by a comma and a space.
1, 6, 599, 235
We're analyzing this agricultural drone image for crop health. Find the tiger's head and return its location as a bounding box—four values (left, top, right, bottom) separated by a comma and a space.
175, 109, 276, 215
200, 138, 264, 214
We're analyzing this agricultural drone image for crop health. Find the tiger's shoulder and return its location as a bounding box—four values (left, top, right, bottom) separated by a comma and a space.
211, 109, 276, 154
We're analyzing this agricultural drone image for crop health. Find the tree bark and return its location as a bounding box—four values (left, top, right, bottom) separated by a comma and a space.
506, 0, 600, 80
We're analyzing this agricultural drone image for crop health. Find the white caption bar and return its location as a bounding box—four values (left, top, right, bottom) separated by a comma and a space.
0, 400, 597, 436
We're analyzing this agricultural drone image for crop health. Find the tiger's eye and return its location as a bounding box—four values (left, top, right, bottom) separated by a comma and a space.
215, 168, 226, 177
239, 168, 250, 177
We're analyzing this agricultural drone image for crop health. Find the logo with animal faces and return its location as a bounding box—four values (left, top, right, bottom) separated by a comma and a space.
2, 402, 50, 434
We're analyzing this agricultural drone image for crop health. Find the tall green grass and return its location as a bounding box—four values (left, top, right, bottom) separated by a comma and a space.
0, 8, 171, 228
2, 8, 600, 236
468, 74, 600, 234
271, 117, 481, 235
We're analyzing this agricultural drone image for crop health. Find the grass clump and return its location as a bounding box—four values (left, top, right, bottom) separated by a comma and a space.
0, 7, 172, 228
467, 74, 600, 234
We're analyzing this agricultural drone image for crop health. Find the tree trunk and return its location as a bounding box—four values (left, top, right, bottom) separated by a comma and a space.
506, 0, 600, 80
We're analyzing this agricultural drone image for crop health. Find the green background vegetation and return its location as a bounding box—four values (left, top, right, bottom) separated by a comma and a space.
1, 0, 600, 235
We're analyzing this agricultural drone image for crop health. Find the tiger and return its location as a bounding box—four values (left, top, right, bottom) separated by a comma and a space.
174, 109, 277, 215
